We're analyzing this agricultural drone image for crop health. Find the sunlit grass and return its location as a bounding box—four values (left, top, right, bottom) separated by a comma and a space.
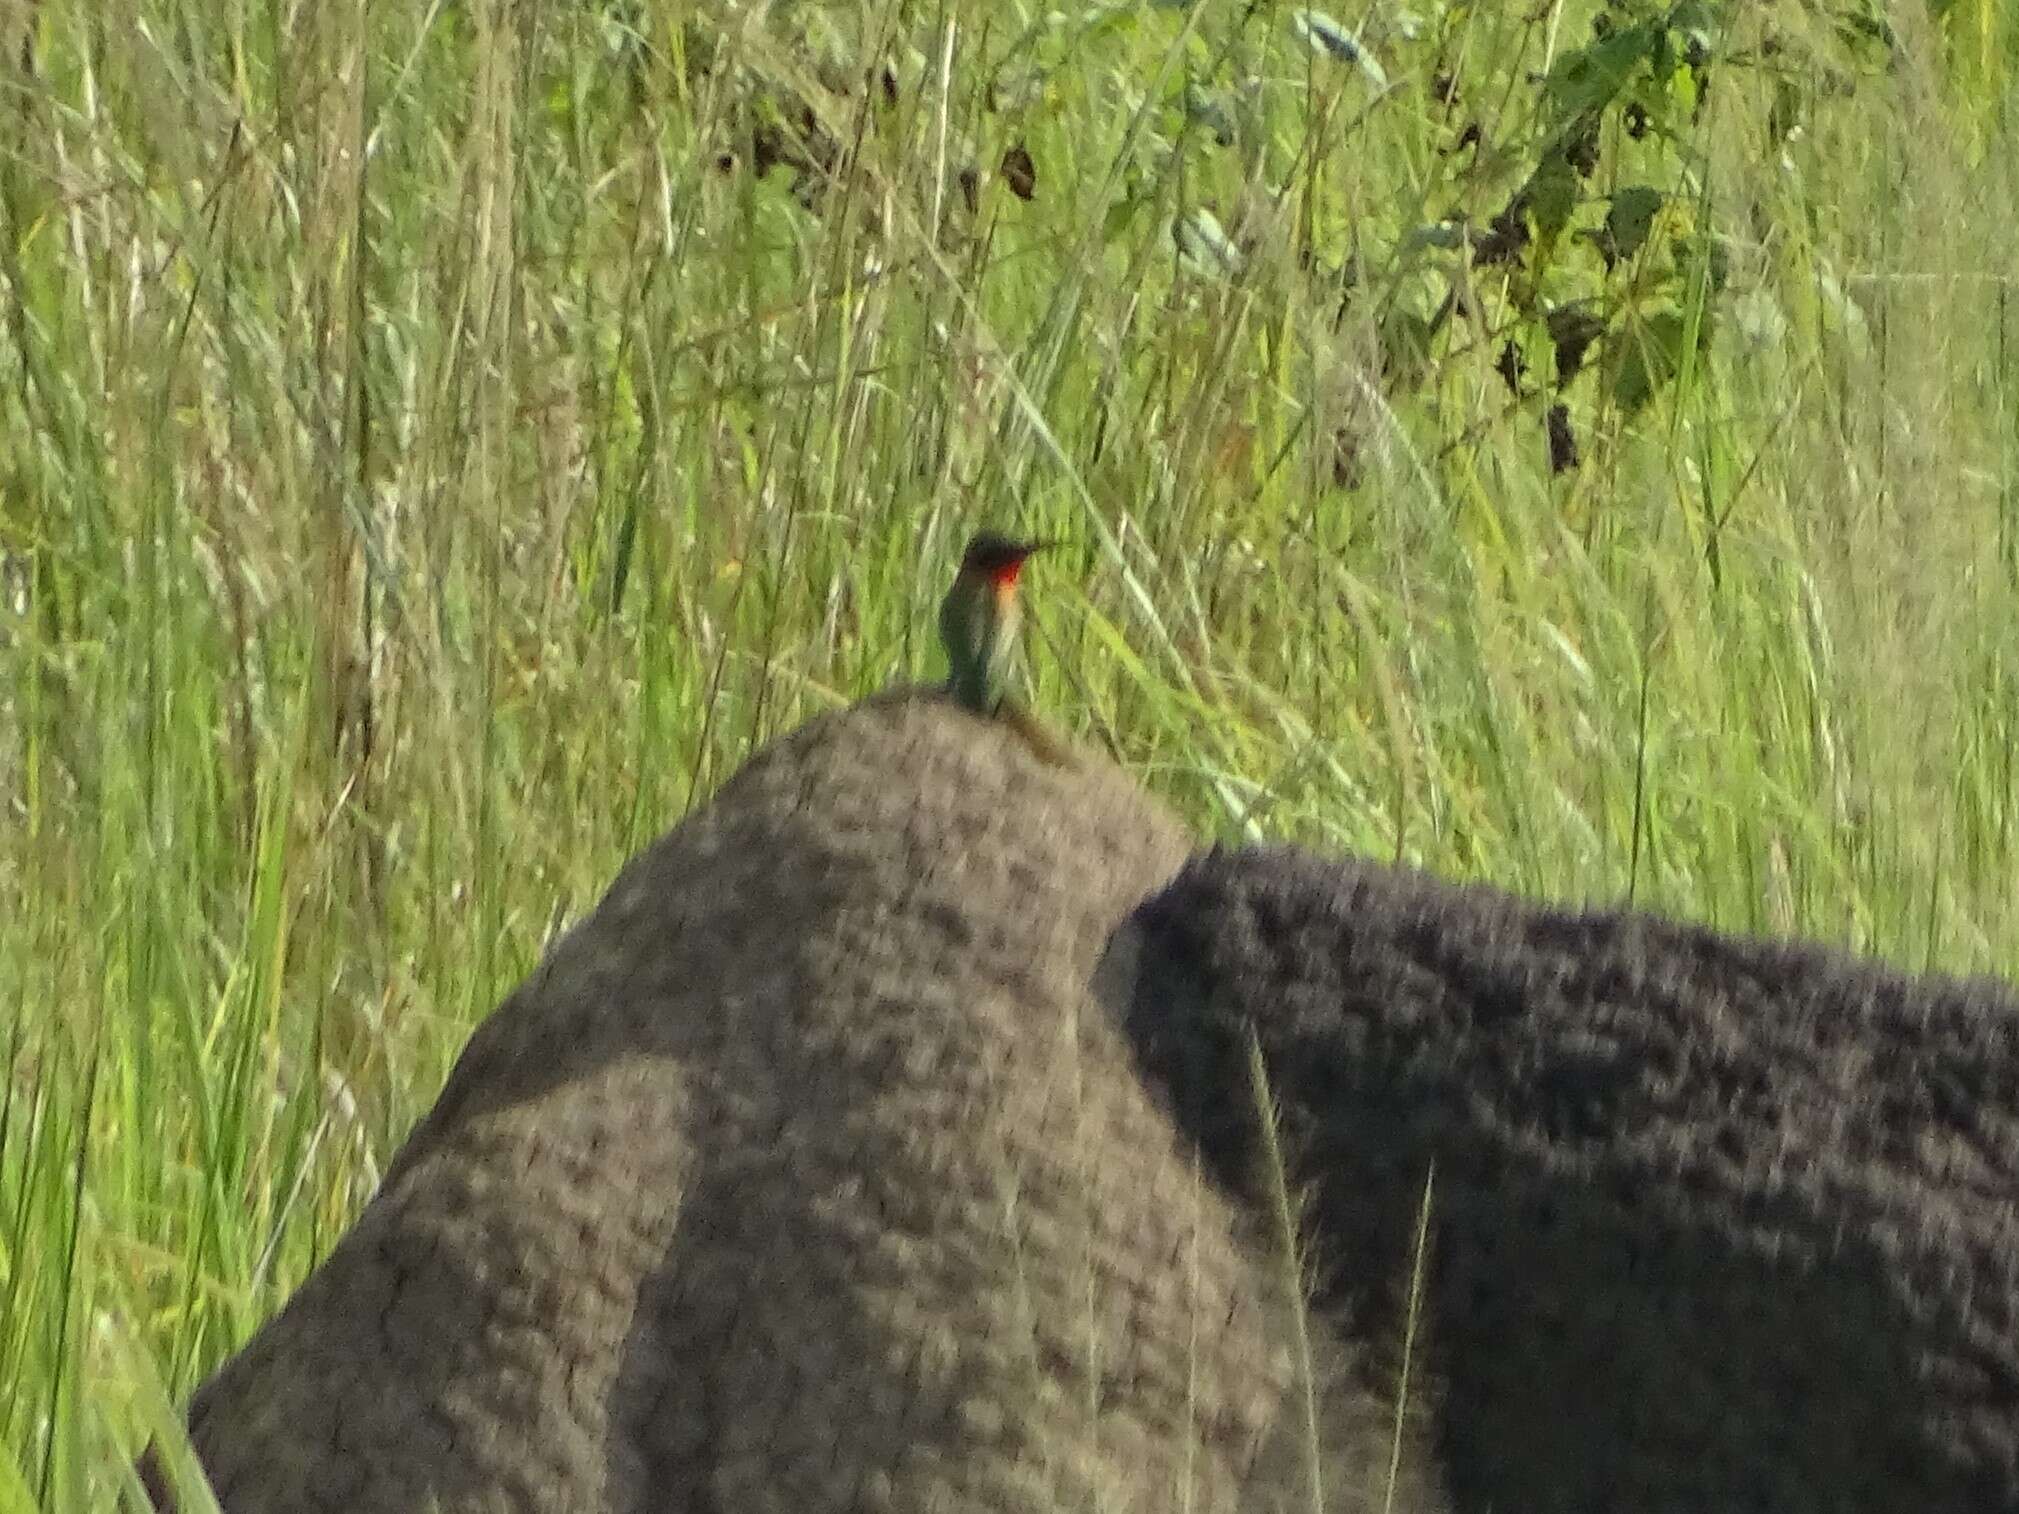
1, 0, 2014, 1505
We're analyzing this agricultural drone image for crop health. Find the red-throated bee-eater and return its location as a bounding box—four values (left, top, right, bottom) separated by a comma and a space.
938, 532, 1058, 715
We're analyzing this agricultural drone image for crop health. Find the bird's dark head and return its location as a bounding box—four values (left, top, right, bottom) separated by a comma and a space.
959, 532, 1057, 590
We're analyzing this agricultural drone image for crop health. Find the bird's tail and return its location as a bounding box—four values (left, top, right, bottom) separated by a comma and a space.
994, 698, 1083, 770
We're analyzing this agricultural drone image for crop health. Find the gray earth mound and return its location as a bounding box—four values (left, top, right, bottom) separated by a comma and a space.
154, 697, 1441, 1514
1119, 843, 2019, 1514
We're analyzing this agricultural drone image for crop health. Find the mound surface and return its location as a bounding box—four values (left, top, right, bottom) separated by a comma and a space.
155, 698, 1437, 1514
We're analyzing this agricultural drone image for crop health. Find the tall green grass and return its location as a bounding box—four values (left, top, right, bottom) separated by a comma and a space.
0, 0, 2013, 1505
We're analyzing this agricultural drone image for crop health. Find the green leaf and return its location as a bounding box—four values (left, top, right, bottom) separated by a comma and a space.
1600, 185, 1663, 265
1524, 151, 1580, 244
1670, 0, 1718, 33
1542, 23, 1657, 120
1610, 307, 1694, 411
1104, 191, 1145, 243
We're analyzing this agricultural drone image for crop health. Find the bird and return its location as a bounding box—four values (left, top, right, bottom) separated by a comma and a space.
938, 531, 1056, 715
937, 531, 1081, 768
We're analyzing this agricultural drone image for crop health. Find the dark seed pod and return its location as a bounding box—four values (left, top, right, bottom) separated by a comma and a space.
1001, 143, 1037, 201
1547, 402, 1579, 473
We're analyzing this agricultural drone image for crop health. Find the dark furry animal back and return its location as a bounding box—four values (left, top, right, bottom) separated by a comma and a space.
1120, 843, 2019, 1514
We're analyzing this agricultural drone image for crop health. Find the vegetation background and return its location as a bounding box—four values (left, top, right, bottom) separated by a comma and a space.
1, 0, 2013, 1506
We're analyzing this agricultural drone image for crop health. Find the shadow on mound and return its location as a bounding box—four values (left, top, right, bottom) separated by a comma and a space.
1119, 843, 2019, 1514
